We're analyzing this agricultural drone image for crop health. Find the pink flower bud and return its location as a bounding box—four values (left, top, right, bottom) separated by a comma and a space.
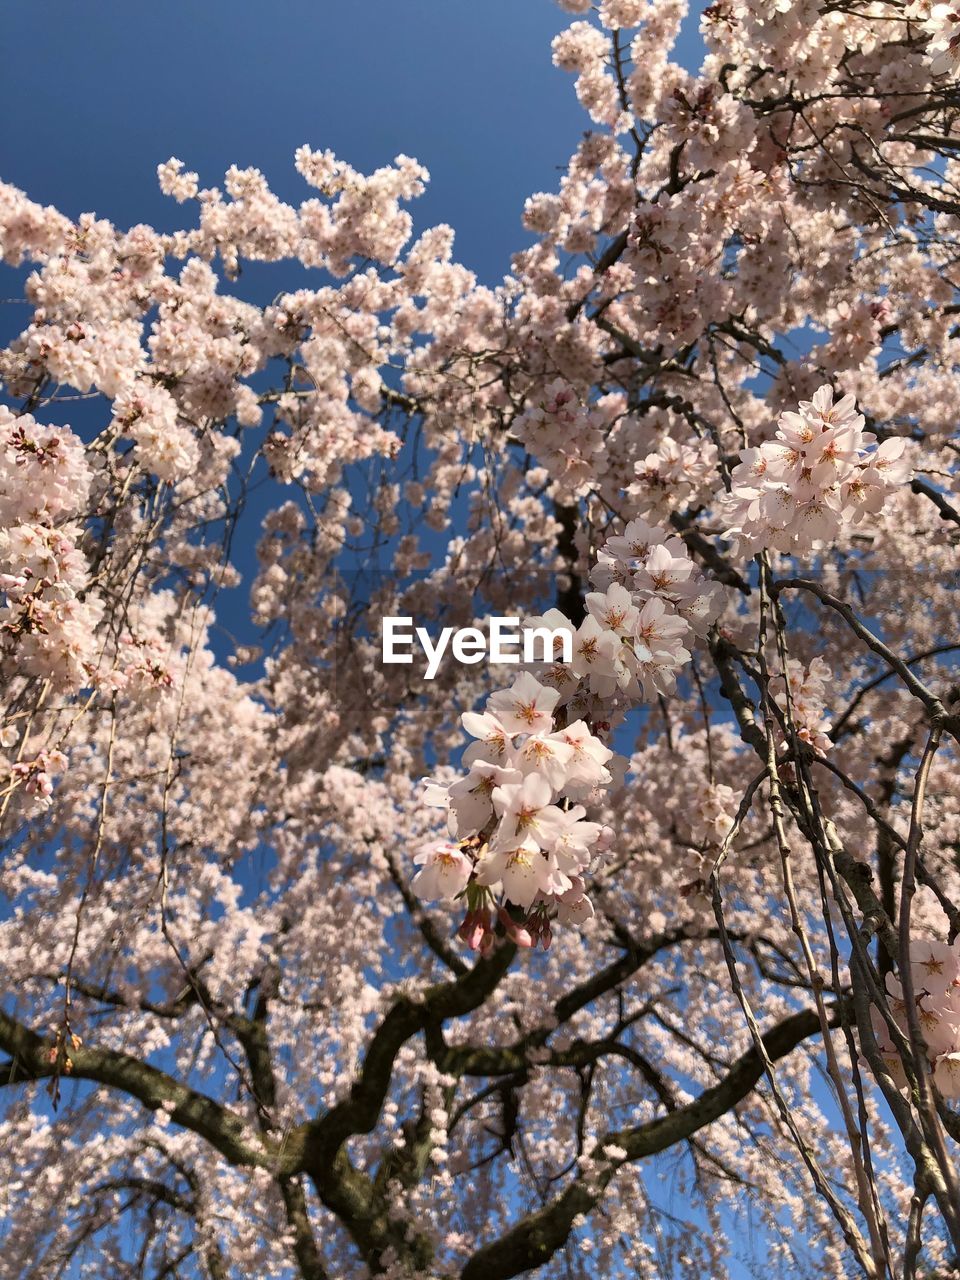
498, 906, 535, 948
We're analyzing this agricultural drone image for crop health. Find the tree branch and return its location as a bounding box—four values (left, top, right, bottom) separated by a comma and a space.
460, 1001, 846, 1280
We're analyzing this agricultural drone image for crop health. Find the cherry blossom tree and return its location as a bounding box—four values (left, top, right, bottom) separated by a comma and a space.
2, 2, 960, 1276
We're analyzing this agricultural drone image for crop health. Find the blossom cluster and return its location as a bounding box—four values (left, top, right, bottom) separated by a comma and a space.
923, 3, 960, 76
414, 674, 612, 950
512, 378, 610, 500
551, 21, 633, 134
628, 432, 720, 524
110, 382, 199, 483
720, 386, 910, 555
873, 938, 960, 1098
412, 521, 724, 945
0, 407, 100, 692
588, 515, 726, 681
771, 656, 833, 756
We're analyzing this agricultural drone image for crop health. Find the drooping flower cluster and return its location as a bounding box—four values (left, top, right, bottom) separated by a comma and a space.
110, 382, 199, 483
551, 22, 633, 133
587, 516, 726, 696
771, 656, 833, 756
414, 671, 613, 946
720, 386, 910, 555
512, 378, 610, 499
0, 407, 100, 691
873, 939, 960, 1098
628, 432, 720, 523
668, 777, 740, 921
413, 525, 725, 943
